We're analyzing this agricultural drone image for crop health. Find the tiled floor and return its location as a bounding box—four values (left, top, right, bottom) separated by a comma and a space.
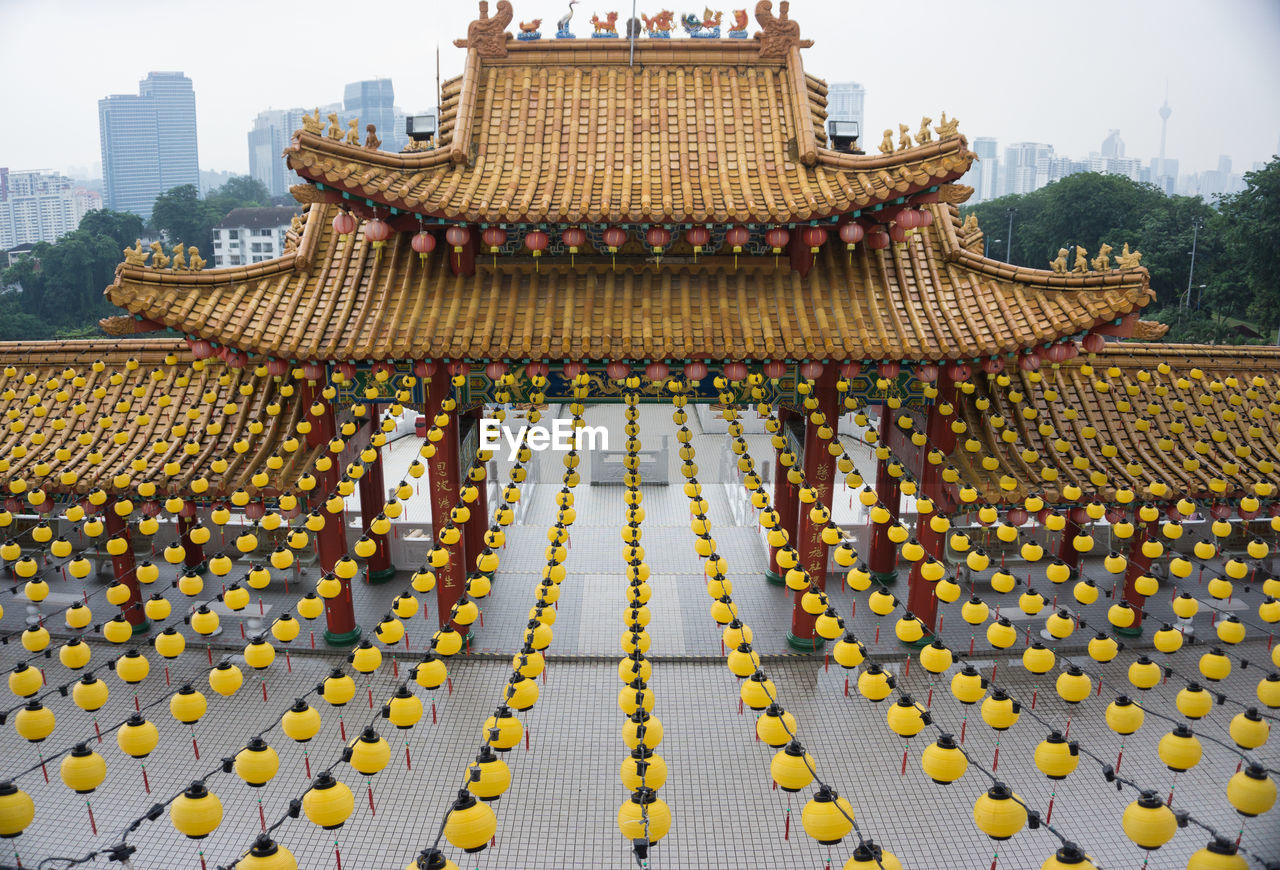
1, 404, 1278, 868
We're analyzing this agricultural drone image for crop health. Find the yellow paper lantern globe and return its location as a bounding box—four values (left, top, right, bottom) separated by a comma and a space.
209, 661, 244, 697
1105, 695, 1144, 735
169, 684, 208, 724
72, 675, 109, 712
234, 834, 299, 870
234, 737, 281, 788
1087, 632, 1119, 663
303, 772, 355, 829
0, 782, 35, 838
1185, 838, 1249, 870
1158, 724, 1202, 771
1200, 648, 1231, 682
1121, 791, 1176, 850
1034, 731, 1080, 779
445, 789, 498, 852
1226, 764, 1276, 817
281, 699, 322, 743
920, 733, 968, 784
59, 742, 107, 794
1227, 708, 1269, 749
7, 663, 42, 698
1128, 655, 1161, 690
1260, 673, 1280, 708
59, 638, 91, 670
843, 840, 904, 870
116, 713, 159, 758
972, 783, 1027, 840
297, 592, 324, 621
801, 785, 855, 845
320, 668, 355, 706
771, 741, 816, 791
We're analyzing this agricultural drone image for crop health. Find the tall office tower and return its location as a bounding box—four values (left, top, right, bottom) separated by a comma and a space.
98, 72, 199, 221
825, 82, 866, 139
970, 137, 999, 202
343, 79, 406, 153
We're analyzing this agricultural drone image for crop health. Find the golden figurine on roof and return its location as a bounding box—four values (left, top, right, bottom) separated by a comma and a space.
1091, 243, 1113, 272
1116, 243, 1143, 269
1050, 248, 1069, 273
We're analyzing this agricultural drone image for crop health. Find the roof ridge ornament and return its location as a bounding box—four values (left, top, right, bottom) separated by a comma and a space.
467, 1, 514, 58
755, 0, 800, 57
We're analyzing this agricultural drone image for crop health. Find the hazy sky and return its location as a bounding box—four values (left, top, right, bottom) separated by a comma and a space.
2, 0, 1277, 179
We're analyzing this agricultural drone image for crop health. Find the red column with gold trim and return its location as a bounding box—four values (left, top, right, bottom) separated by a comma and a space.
177, 513, 206, 574
105, 504, 148, 633
425, 369, 466, 629
766, 406, 798, 586
300, 378, 360, 645
906, 370, 957, 638
788, 366, 839, 651
1116, 519, 1156, 637
357, 420, 395, 583
868, 405, 901, 585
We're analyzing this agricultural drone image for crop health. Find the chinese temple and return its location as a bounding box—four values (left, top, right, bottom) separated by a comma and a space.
0, 3, 1276, 868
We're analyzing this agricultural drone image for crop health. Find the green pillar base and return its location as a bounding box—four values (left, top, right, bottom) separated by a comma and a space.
323, 626, 363, 647
871, 570, 898, 587
1114, 623, 1144, 638
130, 618, 151, 636
900, 633, 934, 650
765, 569, 785, 587
184, 561, 208, 575
367, 565, 398, 585
785, 631, 825, 652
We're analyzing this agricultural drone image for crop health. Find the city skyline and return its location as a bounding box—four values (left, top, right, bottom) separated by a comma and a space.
2, 0, 1277, 182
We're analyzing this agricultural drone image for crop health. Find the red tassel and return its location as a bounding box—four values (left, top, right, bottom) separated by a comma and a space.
339, 719, 347, 742
784, 811, 790, 840
1045, 796, 1054, 824
262, 681, 268, 703
259, 803, 266, 831
431, 702, 437, 724
992, 744, 1000, 771
164, 666, 170, 687
141, 766, 150, 793
192, 737, 200, 760
525, 729, 530, 751
366, 784, 376, 816
87, 801, 97, 836
405, 745, 412, 770
900, 748, 908, 776
334, 846, 342, 870
305, 754, 312, 778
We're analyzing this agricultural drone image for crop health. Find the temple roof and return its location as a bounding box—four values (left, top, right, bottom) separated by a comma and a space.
0, 340, 319, 499
105, 202, 1153, 364
952, 344, 1280, 505
284, 8, 975, 224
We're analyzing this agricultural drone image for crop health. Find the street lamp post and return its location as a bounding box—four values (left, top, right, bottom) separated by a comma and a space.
1183, 216, 1204, 308
984, 236, 1003, 258
1005, 207, 1017, 264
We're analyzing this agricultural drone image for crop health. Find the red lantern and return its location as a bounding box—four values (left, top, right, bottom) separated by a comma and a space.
244, 501, 266, 521
563, 362, 585, 380
481, 227, 507, 253
223, 349, 248, 369
723, 362, 748, 382
266, 358, 290, 377
866, 229, 890, 250
982, 357, 1005, 375
838, 222, 864, 249
332, 211, 356, 240
188, 338, 214, 360
602, 227, 627, 252
364, 218, 392, 250
877, 361, 900, 380
334, 362, 358, 382
916, 363, 939, 383
1105, 507, 1126, 524
561, 227, 586, 253
840, 361, 862, 379
889, 224, 907, 244
685, 227, 710, 252
897, 210, 921, 231
525, 362, 549, 379
762, 361, 787, 379
141, 499, 162, 518
606, 361, 630, 381
1007, 507, 1029, 527
1239, 505, 1260, 521
1210, 502, 1232, 520
414, 360, 438, 379
411, 231, 437, 260
1068, 506, 1089, 524
1018, 351, 1041, 372
524, 230, 549, 257
485, 362, 508, 381
764, 228, 790, 253
645, 362, 669, 382
799, 362, 824, 380
447, 361, 469, 379
301, 362, 325, 382
917, 208, 934, 228
803, 227, 828, 253
725, 225, 750, 252
684, 361, 708, 381
1081, 333, 1106, 354
445, 226, 469, 252
947, 363, 972, 383
1043, 343, 1070, 364
645, 227, 671, 252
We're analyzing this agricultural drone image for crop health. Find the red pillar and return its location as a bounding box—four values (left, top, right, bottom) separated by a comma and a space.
1116, 519, 1157, 637
424, 369, 466, 629
104, 505, 148, 633
357, 421, 395, 584
177, 514, 206, 574
906, 370, 957, 638
766, 406, 799, 585
1057, 508, 1084, 581
300, 378, 360, 646
461, 406, 487, 577
788, 366, 839, 651
868, 405, 902, 585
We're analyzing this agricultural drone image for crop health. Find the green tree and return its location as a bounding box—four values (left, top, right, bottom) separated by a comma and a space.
76, 209, 144, 250
205, 176, 270, 214
1218, 158, 1280, 331
151, 184, 218, 253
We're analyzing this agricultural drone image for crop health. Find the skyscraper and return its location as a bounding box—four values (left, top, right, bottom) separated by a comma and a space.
825, 82, 866, 141
248, 108, 322, 199
1002, 143, 1054, 196
1100, 129, 1125, 159
98, 72, 199, 221
969, 137, 999, 202
0, 169, 101, 249
343, 79, 407, 153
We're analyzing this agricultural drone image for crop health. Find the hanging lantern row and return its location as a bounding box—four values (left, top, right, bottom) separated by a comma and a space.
327, 207, 938, 261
